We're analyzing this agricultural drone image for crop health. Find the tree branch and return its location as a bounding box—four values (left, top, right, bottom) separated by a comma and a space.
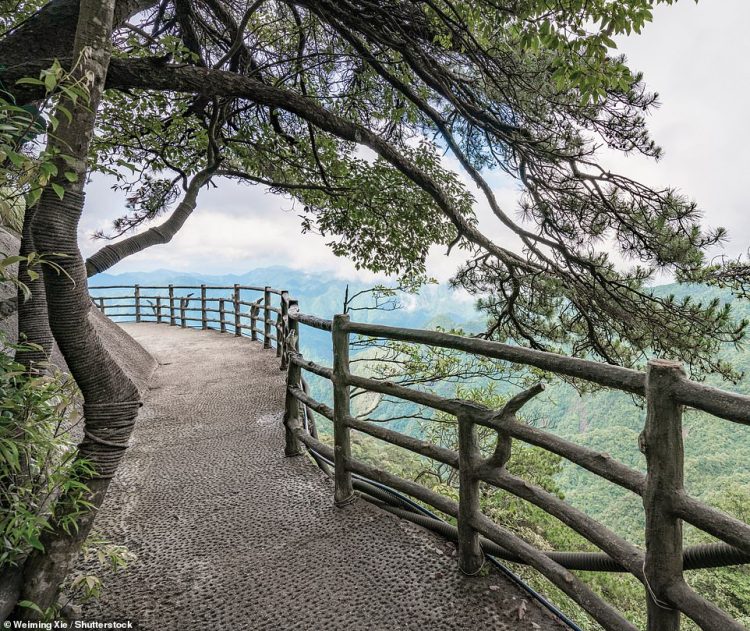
85, 163, 217, 277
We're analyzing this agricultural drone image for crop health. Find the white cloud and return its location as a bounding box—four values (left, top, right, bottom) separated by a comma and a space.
610, 0, 750, 257
79, 175, 381, 279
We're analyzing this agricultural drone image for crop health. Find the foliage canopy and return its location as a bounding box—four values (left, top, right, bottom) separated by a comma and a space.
2, 0, 747, 380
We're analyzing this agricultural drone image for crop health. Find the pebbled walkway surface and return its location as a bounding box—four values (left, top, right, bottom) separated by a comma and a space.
80, 323, 564, 631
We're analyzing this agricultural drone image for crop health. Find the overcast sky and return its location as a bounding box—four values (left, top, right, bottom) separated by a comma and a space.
79, 0, 750, 282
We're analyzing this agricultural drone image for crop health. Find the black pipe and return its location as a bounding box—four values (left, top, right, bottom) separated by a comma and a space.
298, 412, 582, 629
299, 412, 750, 573
296, 405, 749, 631
361, 496, 750, 572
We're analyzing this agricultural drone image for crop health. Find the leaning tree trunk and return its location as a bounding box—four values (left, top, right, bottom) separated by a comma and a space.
15, 0, 141, 616
0, 209, 57, 618
14, 205, 54, 369
85, 166, 216, 277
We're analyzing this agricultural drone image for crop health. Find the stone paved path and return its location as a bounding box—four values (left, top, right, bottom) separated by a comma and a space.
80, 323, 565, 630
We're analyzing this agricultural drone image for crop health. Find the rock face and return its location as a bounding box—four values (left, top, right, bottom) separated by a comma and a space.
88, 305, 157, 394
0, 226, 156, 393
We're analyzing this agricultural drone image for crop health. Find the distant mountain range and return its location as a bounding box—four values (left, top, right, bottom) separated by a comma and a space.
89, 265, 750, 329
88, 265, 485, 330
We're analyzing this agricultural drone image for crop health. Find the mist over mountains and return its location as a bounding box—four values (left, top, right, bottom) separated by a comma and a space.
89, 266, 482, 330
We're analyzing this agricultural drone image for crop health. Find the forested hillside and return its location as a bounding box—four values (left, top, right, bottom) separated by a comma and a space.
92, 269, 750, 539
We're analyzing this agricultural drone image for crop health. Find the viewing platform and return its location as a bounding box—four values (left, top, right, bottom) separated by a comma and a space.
79, 323, 562, 630
81, 283, 750, 631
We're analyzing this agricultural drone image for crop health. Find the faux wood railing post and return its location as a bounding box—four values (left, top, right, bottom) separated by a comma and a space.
156, 296, 162, 324
641, 359, 685, 631
332, 313, 354, 506
134, 284, 141, 322
457, 413, 484, 574
284, 353, 303, 456
288, 299, 299, 353
180, 297, 187, 328
280, 291, 290, 370
283, 298, 302, 454
233, 284, 241, 336
250, 300, 259, 341
200, 284, 208, 330
263, 286, 272, 349
219, 298, 226, 333
97, 297, 105, 315
275, 312, 283, 358
168, 284, 176, 326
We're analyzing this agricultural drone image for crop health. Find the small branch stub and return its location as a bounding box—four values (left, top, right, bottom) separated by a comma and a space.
486, 383, 544, 469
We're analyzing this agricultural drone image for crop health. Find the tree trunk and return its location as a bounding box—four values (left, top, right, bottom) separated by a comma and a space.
0, 209, 56, 614
14, 206, 54, 369
0, 0, 156, 79
13, 0, 141, 616
85, 166, 215, 277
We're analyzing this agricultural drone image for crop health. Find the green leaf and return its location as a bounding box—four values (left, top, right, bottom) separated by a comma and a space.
43, 70, 57, 93
18, 601, 44, 615
57, 104, 73, 123
0, 255, 26, 268
39, 162, 58, 178
14, 77, 45, 87
26, 187, 43, 208
6, 151, 24, 167
28, 535, 44, 551
51, 183, 65, 200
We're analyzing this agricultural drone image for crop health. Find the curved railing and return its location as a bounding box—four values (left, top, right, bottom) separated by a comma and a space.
89, 284, 750, 631
89, 283, 286, 352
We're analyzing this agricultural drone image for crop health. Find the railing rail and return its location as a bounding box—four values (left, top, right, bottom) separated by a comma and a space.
89, 283, 283, 349
88, 283, 750, 631
286, 309, 750, 631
